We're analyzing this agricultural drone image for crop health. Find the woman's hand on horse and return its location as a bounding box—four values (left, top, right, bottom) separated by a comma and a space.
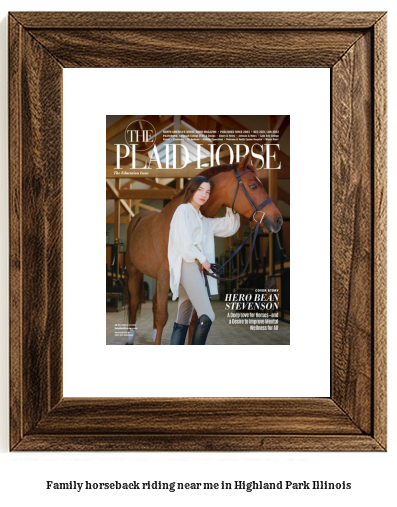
202, 259, 211, 272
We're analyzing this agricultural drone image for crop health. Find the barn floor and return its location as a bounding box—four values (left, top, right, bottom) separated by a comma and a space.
107, 300, 290, 345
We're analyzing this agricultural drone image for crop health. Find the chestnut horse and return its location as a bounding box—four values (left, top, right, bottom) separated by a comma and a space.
125, 154, 283, 345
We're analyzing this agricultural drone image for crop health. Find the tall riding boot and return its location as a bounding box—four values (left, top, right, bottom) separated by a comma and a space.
170, 322, 189, 345
191, 314, 212, 345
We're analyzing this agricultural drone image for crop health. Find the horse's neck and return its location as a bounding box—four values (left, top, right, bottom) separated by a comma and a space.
201, 198, 223, 218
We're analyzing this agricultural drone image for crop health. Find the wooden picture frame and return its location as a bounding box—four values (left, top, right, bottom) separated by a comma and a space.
9, 11, 387, 451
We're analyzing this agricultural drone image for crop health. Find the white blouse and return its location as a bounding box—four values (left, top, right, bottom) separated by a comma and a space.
168, 203, 240, 300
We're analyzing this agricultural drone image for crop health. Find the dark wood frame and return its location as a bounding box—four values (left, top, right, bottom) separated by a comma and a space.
9, 12, 387, 451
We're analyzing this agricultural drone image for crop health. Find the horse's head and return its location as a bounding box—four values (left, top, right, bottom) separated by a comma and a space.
223, 154, 283, 233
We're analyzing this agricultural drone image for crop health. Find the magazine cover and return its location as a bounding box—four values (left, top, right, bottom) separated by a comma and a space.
106, 115, 290, 345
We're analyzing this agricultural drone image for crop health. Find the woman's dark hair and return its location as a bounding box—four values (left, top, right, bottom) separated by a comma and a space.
183, 176, 213, 204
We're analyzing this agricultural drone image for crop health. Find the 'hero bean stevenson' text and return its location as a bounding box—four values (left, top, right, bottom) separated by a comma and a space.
224, 293, 279, 311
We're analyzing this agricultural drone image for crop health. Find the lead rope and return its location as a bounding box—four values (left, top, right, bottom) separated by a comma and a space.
203, 221, 261, 299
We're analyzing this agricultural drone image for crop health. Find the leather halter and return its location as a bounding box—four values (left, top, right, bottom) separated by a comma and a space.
203, 167, 274, 298
231, 167, 273, 223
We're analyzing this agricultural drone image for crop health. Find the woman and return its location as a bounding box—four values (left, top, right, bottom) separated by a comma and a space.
168, 176, 240, 345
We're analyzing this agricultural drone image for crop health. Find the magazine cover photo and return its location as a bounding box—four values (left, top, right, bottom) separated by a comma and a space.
106, 115, 290, 345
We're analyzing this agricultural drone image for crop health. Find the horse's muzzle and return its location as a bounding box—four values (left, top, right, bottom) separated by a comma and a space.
275, 215, 283, 232
262, 215, 283, 233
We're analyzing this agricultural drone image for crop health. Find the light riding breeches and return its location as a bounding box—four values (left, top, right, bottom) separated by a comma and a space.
176, 260, 215, 325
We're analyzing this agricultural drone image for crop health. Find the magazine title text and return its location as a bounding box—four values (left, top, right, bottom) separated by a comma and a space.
114, 142, 281, 170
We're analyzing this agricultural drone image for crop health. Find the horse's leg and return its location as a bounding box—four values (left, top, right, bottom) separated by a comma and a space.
125, 264, 144, 345
188, 310, 198, 345
153, 270, 169, 345
151, 289, 157, 343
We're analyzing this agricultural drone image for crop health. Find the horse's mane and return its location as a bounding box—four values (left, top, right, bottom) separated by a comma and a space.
172, 163, 238, 200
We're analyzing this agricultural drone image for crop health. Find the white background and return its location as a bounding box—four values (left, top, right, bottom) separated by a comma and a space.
0, 1, 395, 507
63, 67, 330, 397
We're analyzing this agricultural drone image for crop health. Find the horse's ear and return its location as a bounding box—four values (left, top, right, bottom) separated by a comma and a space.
237, 153, 252, 173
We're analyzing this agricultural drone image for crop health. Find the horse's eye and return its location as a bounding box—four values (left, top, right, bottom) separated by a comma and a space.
249, 184, 258, 190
